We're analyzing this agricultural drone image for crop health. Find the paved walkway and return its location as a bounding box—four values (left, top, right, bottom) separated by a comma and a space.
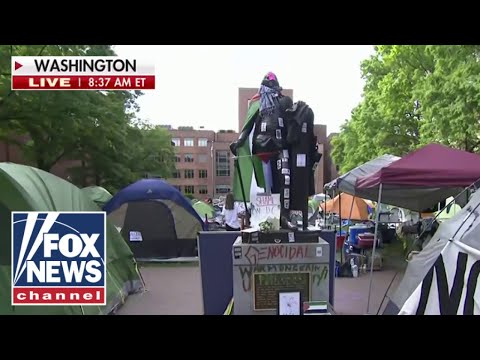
116, 265, 203, 315
117, 262, 405, 315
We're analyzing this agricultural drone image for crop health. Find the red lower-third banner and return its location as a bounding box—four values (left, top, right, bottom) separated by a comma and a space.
11, 75, 155, 90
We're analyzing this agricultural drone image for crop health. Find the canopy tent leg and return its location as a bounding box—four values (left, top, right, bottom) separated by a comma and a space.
339, 192, 342, 256
366, 183, 382, 315
323, 188, 328, 226
345, 196, 356, 264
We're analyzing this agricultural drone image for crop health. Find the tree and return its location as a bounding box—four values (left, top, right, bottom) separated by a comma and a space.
416, 45, 480, 152
332, 45, 437, 173
0, 45, 176, 193
0, 45, 132, 171
128, 123, 176, 179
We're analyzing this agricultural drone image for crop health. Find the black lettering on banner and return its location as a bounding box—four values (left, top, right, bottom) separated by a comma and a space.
416, 266, 433, 315
463, 260, 480, 315
416, 252, 468, 315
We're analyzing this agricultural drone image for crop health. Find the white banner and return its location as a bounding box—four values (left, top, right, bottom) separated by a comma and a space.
399, 241, 480, 315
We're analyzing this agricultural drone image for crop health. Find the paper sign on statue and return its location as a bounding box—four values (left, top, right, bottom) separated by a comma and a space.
249, 193, 281, 231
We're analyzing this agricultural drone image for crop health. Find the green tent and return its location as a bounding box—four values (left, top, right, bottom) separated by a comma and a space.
434, 196, 462, 222
308, 199, 319, 213
193, 200, 216, 220
81, 186, 113, 208
0, 163, 144, 315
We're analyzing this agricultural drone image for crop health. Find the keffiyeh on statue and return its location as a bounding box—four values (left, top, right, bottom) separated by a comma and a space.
259, 72, 282, 115
230, 72, 322, 230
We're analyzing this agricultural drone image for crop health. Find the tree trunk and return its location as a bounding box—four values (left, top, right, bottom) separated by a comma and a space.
36, 158, 51, 172
81, 160, 87, 187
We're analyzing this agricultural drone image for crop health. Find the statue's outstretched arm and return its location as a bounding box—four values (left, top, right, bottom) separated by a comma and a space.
230, 112, 257, 156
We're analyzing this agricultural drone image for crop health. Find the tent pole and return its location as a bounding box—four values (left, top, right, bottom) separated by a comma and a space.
323, 188, 328, 227
339, 192, 342, 257
344, 196, 356, 264
366, 183, 382, 315
234, 157, 250, 226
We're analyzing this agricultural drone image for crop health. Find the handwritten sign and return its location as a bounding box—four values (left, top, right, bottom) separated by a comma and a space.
250, 194, 281, 230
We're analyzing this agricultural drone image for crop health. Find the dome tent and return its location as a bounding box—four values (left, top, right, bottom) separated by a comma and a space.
81, 186, 113, 208
104, 179, 206, 259
193, 200, 216, 220
0, 163, 144, 315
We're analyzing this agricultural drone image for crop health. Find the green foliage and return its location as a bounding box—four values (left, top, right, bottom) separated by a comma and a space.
0, 45, 174, 192
332, 45, 480, 174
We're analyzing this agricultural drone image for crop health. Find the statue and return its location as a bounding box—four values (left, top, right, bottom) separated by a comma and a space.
230, 72, 322, 230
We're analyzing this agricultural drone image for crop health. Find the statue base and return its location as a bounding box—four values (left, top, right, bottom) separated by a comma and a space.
241, 228, 324, 244
232, 230, 330, 315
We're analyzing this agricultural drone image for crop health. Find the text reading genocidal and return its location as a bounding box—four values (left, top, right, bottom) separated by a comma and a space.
34, 58, 137, 73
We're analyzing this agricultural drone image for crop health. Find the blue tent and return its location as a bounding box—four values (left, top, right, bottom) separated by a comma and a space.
104, 179, 206, 259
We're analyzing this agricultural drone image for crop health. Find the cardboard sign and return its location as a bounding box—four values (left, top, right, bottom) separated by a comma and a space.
250, 193, 281, 230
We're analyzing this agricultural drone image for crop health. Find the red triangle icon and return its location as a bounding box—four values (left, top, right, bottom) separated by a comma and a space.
14, 61, 23, 71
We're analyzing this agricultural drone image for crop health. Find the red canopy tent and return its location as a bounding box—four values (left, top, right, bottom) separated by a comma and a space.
357, 143, 480, 189
355, 143, 480, 314
355, 144, 480, 212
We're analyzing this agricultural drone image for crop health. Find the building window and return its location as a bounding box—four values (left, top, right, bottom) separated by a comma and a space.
172, 138, 180, 147
184, 138, 194, 147
174, 186, 182, 192
198, 186, 208, 195
185, 185, 195, 194
216, 185, 231, 194
216, 150, 230, 177
184, 154, 194, 163
198, 138, 208, 147
172, 170, 181, 178
198, 154, 208, 163
199, 170, 208, 178
184, 169, 194, 179
174, 155, 181, 163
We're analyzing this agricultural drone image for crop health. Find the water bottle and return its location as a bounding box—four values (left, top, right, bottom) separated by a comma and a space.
350, 258, 358, 278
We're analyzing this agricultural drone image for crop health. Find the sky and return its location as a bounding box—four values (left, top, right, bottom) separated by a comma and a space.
114, 45, 375, 135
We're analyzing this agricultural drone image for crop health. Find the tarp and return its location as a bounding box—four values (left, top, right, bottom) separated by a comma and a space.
104, 179, 206, 259
81, 186, 113, 208
324, 154, 400, 194
355, 144, 480, 211
0, 162, 144, 315
384, 190, 480, 315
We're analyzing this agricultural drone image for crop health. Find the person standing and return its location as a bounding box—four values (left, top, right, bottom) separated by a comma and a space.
222, 192, 241, 231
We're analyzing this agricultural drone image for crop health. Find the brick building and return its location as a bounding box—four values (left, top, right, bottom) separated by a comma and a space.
325, 132, 339, 184
0, 137, 80, 181
167, 127, 238, 198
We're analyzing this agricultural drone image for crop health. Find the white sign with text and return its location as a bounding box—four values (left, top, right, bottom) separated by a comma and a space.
250, 193, 281, 231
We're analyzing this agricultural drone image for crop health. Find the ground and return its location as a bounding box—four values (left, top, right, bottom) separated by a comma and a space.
117, 243, 407, 315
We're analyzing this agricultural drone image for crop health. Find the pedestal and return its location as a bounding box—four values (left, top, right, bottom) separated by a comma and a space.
232, 230, 330, 315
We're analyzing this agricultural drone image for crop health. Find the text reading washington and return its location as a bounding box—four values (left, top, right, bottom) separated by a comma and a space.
35, 59, 137, 73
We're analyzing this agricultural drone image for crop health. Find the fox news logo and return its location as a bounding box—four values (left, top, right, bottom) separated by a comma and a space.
11, 212, 106, 306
